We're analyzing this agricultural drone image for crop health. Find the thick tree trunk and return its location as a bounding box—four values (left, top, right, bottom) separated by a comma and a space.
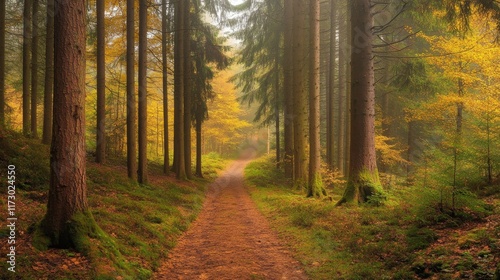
42, 0, 54, 144
138, 0, 148, 183
292, 0, 307, 186
338, 0, 384, 205
96, 0, 106, 163
283, 0, 294, 178
30, 0, 39, 138
173, 0, 186, 179
183, 0, 192, 179
308, 0, 325, 198
23, 0, 32, 136
0, 0, 4, 128
326, 0, 337, 170
162, 0, 169, 175
44, 0, 95, 248
126, 0, 136, 180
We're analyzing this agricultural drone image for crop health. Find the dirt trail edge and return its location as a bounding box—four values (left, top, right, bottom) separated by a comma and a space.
154, 151, 308, 280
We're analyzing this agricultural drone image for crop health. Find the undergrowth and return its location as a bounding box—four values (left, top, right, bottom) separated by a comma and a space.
0, 131, 226, 279
245, 155, 499, 280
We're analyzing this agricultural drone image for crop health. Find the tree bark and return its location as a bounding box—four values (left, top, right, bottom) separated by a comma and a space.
31, 0, 40, 138
338, 0, 384, 205
96, 0, 106, 163
183, 0, 192, 179
452, 75, 464, 211
292, 0, 307, 186
44, 0, 95, 248
23, 0, 32, 136
195, 114, 202, 177
173, 0, 186, 179
283, 0, 294, 178
337, 2, 346, 175
326, 0, 337, 170
42, 0, 54, 144
344, 0, 351, 178
162, 0, 170, 174
138, 0, 148, 183
31, 0, 39, 138
308, 0, 325, 198
126, 0, 136, 180
0, 0, 4, 128
275, 55, 280, 168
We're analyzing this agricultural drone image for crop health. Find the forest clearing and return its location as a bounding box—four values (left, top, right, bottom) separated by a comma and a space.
0, 0, 500, 279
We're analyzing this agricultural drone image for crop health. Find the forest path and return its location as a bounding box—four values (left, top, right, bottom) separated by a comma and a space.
153, 150, 308, 280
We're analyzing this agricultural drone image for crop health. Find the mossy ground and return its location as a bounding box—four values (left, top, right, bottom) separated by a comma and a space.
245, 155, 500, 280
0, 131, 227, 279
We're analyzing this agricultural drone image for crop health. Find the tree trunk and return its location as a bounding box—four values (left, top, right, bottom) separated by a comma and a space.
344, 0, 351, 178
406, 120, 415, 185
275, 56, 280, 168
96, 0, 106, 163
379, 50, 390, 173
452, 76, 464, 211
173, 0, 186, 179
338, 0, 384, 205
183, 0, 192, 179
326, 0, 337, 170
292, 0, 307, 186
42, 0, 54, 144
486, 112, 492, 184
0, 0, 4, 128
31, 0, 39, 138
283, 0, 294, 178
308, 0, 325, 198
44, 0, 96, 248
195, 114, 202, 177
23, 0, 32, 136
162, 0, 169, 174
138, 0, 148, 183
337, 5, 346, 175
126, 0, 136, 180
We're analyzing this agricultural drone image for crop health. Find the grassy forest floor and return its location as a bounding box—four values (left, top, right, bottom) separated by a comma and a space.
0, 131, 227, 279
0, 130, 499, 279
244, 155, 500, 280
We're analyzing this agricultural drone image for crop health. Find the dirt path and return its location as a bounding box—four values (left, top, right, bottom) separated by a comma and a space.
154, 152, 308, 280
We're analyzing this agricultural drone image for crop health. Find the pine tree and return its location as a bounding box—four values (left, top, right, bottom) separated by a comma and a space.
162, 0, 170, 174
338, 0, 384, 205
23, 0, 32, 136
42, 0, 54, 144
307, 0, 326, 198
126, 0, 136, 180
292, 0, 307, 186
43, 0, 97, 248
96, 0, 106, 163
138, 0, 148, 183
173, 0, 187, 179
